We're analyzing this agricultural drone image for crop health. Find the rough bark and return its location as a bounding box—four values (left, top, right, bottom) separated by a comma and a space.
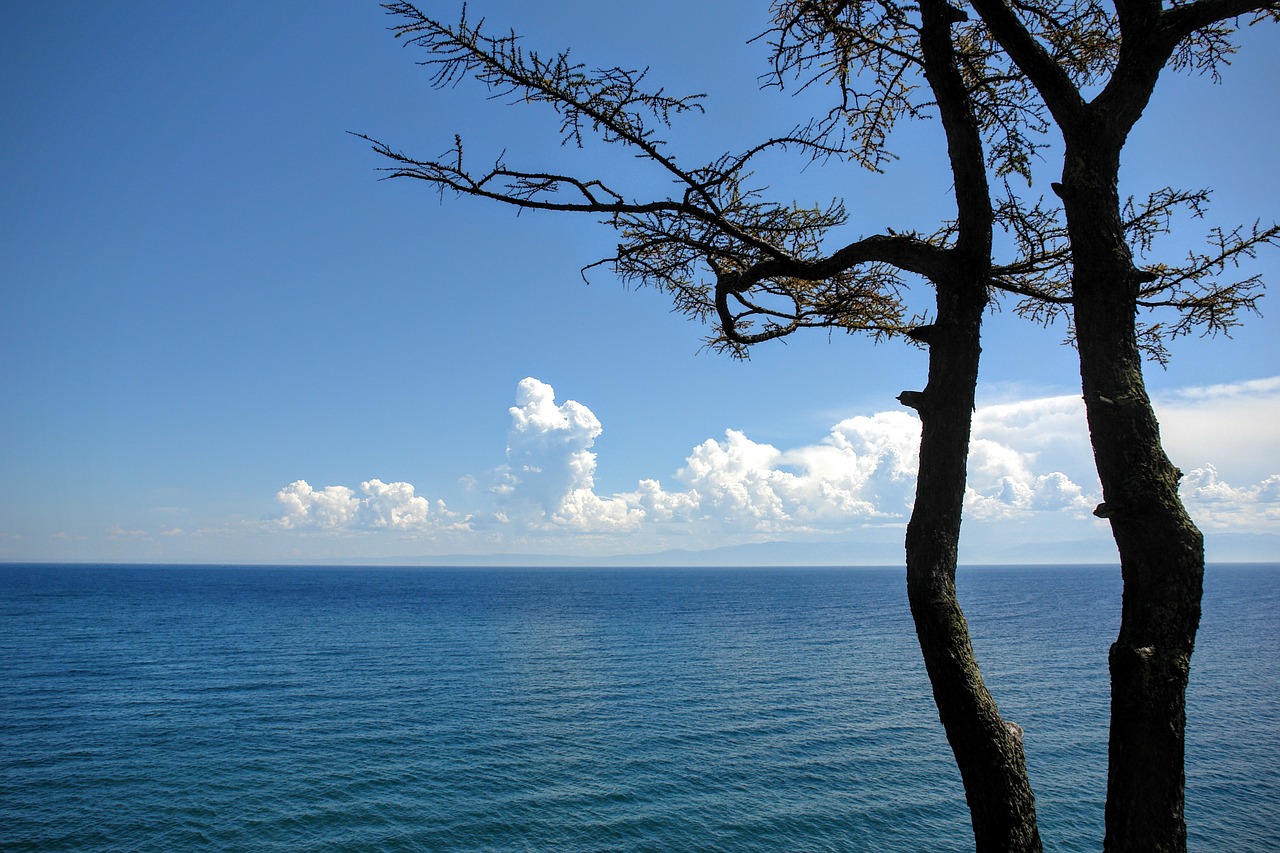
902, 274, 1044, 853
1057, 138, 1205, 853
898, 5, 1044, 849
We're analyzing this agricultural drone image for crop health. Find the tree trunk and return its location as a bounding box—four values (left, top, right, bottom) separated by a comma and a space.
1058, 144, 1205, 853
902, 277, 1043, 853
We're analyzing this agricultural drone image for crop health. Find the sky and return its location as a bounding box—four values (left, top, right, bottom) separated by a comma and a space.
1, 1, 1277, 566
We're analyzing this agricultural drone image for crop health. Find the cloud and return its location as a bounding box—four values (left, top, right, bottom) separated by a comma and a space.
276, 479, 466, 531
677, 430, 789, 526
267, 375, 1278, 559
955, 394, 1098, 521
267, 380, 1098, 539
659, 412, 922, 532
277, 482, 359, 529
495, 377, 641, 530
624, 478, 701, 522
965, 470, 1093, 521
1156, 377, 1280, 484
1153, 379, 1280, 536
107, 525, 151, 541
1179, 464, 1280, 532
788, 412, 922, 519
971, 395, 1095, 478
958, 379, 1280, 532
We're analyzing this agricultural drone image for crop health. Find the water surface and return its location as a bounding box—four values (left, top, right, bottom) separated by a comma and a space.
1, 563, 1275, 851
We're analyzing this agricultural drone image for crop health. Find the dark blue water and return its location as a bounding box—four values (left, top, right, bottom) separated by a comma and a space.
0, 564, 1275, 851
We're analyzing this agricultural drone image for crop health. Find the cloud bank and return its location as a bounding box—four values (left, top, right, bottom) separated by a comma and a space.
273, 376, 1280, 559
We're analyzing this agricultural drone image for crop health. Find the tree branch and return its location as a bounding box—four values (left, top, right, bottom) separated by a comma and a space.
1161, 0, 1280, 42
966, 0, 1088, 127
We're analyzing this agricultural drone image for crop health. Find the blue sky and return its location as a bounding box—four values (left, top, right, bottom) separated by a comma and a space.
2, 1, 1277, 565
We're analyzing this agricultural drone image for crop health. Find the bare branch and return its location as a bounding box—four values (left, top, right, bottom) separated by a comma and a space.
382, 3, 715, 207
764, 0, 930, 171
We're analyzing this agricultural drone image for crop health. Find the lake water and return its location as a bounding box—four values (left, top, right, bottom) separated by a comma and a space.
1, 563, 1276, 851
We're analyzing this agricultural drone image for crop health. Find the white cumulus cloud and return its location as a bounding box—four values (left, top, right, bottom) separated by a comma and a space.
678, 430, 790, 527
495, 377, 641, 530
484, 381, 925, 536
964, 395, 1097, 520
1179, 465, 1280, 531
619, 410, 920, 534
276, 479, 464, 531
267, 375, 1278, 559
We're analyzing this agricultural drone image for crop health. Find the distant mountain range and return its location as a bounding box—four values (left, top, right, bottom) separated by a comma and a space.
340, 531, 1276, 568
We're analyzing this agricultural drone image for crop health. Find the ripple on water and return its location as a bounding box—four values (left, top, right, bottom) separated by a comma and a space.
0, 564, 1275, 851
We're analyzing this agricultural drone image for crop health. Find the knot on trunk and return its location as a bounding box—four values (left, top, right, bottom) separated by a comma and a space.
906, 324, 940, 345
1088, 390, 1137, 408
1110, 643, 1160, 689
897, 390, 927, 412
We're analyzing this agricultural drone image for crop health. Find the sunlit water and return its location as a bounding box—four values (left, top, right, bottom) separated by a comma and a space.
1, 564, 1276, 851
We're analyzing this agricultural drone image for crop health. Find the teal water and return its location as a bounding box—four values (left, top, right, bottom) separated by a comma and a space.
1, 564, 1276, 851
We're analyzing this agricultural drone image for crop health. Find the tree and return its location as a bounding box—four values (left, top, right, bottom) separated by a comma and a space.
360, 2, 1276, 850
958, 2, 1278, 848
